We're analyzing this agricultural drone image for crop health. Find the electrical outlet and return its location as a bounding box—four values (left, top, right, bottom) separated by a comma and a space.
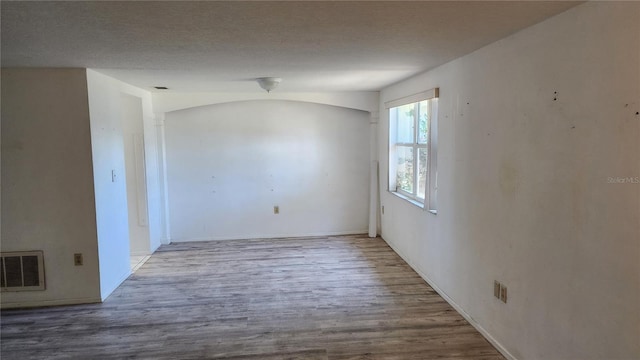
273, 206, 279, 214
74, 253, 83, 266
382, 206, 385, 215
111, 170, 117, 182
500, 284, 508, 303
494, 281, 501, 298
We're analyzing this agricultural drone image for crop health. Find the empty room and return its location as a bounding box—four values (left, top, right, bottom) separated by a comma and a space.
1, 1, 638, 359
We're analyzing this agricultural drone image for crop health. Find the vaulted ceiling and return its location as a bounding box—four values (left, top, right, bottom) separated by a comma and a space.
1, 1, 580, 92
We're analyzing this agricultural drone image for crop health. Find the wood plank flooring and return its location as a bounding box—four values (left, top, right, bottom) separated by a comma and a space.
1, 235, 505, 359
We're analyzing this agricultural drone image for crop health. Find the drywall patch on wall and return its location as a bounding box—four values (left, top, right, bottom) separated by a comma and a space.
1, 68, 101, 308
165, 100, 370, 241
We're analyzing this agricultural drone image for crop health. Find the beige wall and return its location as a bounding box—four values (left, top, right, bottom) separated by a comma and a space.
121, 93, 150, 256
379, 2, 639, 359
1, 68, 101, 307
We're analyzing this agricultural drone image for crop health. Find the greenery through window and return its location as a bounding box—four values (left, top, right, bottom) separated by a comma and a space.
389, 96, 436, 207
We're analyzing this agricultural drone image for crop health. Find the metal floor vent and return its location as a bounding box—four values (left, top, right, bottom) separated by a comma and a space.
1, 251, 46, 291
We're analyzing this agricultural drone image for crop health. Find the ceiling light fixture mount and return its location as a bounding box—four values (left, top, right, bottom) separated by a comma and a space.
256, 77, 282, 93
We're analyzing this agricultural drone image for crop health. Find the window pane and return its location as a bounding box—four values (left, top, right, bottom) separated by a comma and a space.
417, 148, 428, 199
395, 104, 415, 143
22, 256, 40, 287
396, 146, 414, 193
418, 100, 429, 144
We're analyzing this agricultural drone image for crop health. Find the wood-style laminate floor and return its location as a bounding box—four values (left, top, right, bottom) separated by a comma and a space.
1, 235, 505, 359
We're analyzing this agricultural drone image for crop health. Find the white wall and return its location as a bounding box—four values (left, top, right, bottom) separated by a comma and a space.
379, 2, 639, 359
153, 91, 379, 243
86, 70, 161, 300
1, 68, 101, 308
165, 100, 370, 241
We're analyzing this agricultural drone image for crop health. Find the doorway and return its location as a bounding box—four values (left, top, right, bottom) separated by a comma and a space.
120, 94, 151, 271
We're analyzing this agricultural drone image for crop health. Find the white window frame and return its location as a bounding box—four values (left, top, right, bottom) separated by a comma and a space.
387, 88, 438, 213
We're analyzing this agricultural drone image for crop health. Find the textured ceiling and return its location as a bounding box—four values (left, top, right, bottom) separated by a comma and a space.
1, 1, 580, 92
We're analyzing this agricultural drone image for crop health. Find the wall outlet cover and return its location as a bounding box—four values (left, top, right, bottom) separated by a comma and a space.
74, 253, 83, 266
500, 284, 508, 303
494, 281, 501, 298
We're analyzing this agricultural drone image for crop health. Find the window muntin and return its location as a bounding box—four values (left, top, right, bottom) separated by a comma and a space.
387, 89, 438, 211
395, 145, 414, 194
417, 148, 427, 199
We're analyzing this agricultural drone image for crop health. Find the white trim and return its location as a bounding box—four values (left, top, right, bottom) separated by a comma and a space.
0, 297, 102, 309
368, 160, 379, 238
388, 98, 432, 202
130, 251, 151, 257
133, 133, 149, 227
131, 255, 151, 273
169, 230, 368, 243
427, 99, 438, 212
384, 88, 439, 109
153, 92, 380, 114
382, 237, 517, 360
0, 251, 46, 291
389, 190, 424, 209
157, 116, 171, 245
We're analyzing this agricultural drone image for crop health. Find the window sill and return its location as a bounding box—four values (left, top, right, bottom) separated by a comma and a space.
389, 191, 437, 215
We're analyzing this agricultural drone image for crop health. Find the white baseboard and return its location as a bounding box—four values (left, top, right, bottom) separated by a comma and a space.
130, 251, 150, 256
168, 230, 369, 243
0, 297, 102, 310
382, 238, 517, 360
131, 255, 151, 273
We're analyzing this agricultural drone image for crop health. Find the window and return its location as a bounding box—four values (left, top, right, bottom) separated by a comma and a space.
387, 88, 438, 212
